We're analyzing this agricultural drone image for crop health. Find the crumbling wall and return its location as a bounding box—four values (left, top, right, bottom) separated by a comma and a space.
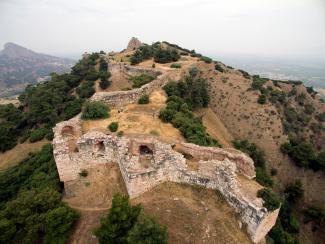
177, 143, 256, 179
52, 123, 279, 243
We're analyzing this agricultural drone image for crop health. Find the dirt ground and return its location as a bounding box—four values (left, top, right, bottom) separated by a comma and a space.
0, 140, 48, 171
82, 89, 185, 144
66, 164, 251, 244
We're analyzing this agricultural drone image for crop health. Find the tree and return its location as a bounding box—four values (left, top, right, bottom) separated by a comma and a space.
127, 213, 168, 244
94, 193, 141, 244
82, 101, 109, 120
44, 206, 80, 244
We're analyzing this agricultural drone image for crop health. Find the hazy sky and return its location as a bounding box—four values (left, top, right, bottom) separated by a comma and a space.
1, 0, 325, 60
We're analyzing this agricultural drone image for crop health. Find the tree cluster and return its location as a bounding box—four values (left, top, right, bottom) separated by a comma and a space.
160, 77, 220, 147
94, 193, 167, 244
0, 144, 79, 243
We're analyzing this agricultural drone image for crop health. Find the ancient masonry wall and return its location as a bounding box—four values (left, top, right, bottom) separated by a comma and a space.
91, 63, 172, 107
53, 118, 279, 243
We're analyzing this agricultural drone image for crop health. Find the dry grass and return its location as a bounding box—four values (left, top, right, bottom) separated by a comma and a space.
82, 90, 184, 144
66, 163, 251, 244
0, 98, 20, 106
194, 107, 233, 147
132, 182, 252, 244
0, 140, 48, 171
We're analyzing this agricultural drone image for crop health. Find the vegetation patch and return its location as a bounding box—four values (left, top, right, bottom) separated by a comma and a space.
0, 144, 79, 243
170, 63, 181, 69
94, 193, 167, 244
138, 94, 150, 104
130, 74, 155, 88
233, 140, 273, 187
108, 122, 119, 132
257, 188, 280, 211
160, 76, 220, 147
82, 101, 109, 120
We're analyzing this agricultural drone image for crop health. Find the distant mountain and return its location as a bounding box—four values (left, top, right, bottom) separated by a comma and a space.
0, 42, 75, 98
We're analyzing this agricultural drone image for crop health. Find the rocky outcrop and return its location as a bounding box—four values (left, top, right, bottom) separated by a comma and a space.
126, 37, 142, 52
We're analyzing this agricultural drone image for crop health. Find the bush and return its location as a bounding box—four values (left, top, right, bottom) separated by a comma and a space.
154, 48, 180, 64
189, 67, 199, 77
76, 80, 95, 98
130, 74, 155, 88
200, 56, 212, 63
108, 122, 118, 132
238, 69, 250, 79
215, 63, 224, 72
99, 79, 111, 90
257, 188, 280, 211
138, 94, 149, 104
81, 101, 109, 120
284, 180, 304, 204
303, 205, 325, 231
79, 169, 88, 177
170, 63, 181, 69
280, 141, 316, 168
258, 94, 267, 104
29, 127, 50, 142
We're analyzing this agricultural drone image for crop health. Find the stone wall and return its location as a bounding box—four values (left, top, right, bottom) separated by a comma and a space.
91, 64, 181, 107
53, 119, 279, 243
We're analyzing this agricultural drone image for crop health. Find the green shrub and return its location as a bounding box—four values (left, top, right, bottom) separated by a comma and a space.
200, 56, 212, 63
138, 94, 150, 104
303, 205, 325, 231
81, 101, 109, 120
170, 63, 181, 69
154, 48, 180, 64
189, 67, 199, 77
130, 74, 155, 88
280, 141, 316, 168
257, 188, 280, 211
29, 128, 50, 142
284, 180, 304, 204
99, 79, 111, 90
117, 131, 124, 137
63, 99, 84, 119
108, 122, 118, 132
76, 80, 95, 98
215, 63, 224, 72
258, 94, 267, 104
79, 169, 88, 177
238, 69, 250, 79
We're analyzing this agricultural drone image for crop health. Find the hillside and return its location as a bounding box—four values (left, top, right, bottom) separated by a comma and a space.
0, 38, 324, 244
0, 42, 75, 98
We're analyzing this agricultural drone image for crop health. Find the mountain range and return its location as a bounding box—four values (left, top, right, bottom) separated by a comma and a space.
0, 42, 75, 98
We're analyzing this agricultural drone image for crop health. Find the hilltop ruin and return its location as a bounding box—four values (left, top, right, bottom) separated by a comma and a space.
53, 52, 279, 243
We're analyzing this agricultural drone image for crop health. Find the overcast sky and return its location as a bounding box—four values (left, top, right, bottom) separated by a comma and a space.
1, 0, 325, 60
